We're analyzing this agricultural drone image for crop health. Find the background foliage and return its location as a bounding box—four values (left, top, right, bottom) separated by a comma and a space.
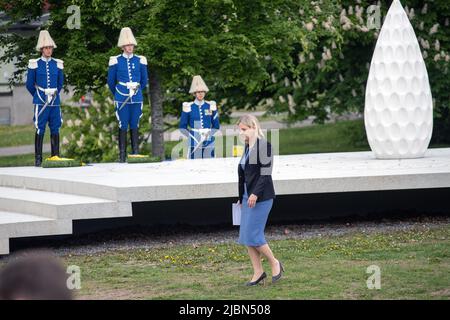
0, 0, 448, 162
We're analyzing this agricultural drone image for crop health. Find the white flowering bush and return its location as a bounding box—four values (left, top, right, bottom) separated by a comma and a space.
61, 88, 151, 163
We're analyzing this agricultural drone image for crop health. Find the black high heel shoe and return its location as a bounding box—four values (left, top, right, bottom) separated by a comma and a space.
272, 261, 285, 283
246, 272, 267, 286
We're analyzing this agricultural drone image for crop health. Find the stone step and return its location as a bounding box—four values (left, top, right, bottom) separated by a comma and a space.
0, 186, 132, 220
0, 239, 9, 255
0, 210, 72, 255
0, 172, 119, 201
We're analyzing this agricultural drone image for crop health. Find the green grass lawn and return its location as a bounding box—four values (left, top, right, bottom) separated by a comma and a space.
0, 125, 35, 148
60, 225, 450, 299
0, 119, 360, 150
0, 153, 51, 167
0, 125, 70, 148
278, 120, 370, 154
1, 119, 449, 167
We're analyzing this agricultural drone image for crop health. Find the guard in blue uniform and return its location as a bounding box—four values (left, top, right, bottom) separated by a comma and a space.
107, 27, 149, 162
179, 75, 220, 159
26, 30, 64, 167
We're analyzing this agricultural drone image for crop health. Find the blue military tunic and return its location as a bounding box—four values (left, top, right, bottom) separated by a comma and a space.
107, 53, 149, 130
179, 99, 220, 159
26, 57, 64, 135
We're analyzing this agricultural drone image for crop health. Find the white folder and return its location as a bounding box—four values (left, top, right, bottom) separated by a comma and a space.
232, 203, 241, 226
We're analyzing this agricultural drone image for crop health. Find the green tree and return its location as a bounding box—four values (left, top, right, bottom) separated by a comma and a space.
265, 0, 450, 145
1, 0, 321, 160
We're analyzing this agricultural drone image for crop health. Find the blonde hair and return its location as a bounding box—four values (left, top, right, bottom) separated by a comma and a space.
237, 114, 265, 139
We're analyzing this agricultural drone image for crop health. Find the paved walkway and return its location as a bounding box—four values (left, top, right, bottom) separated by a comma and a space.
0, 144, 50, 157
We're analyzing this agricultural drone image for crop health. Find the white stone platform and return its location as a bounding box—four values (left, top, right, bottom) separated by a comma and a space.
1, 147, 450, 254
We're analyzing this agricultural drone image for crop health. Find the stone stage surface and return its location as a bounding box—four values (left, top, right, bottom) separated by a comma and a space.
1, 148, 450, 254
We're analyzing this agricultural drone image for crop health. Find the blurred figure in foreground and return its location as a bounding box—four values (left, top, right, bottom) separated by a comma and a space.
0, 250, 73, 300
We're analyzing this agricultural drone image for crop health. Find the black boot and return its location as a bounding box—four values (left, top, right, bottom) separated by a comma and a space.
50, 133, 60, 157
35, 133, 44, 167
130, 128, 139, 155
118, 129, 127, 163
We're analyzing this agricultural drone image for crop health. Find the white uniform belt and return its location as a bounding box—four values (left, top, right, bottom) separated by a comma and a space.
35, 85, 57, 92
191, 128, 211, 132
118, 81, 139, 88
35, 86, 57, 104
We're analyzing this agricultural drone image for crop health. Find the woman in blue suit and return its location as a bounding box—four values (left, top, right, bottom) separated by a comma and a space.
236, 114, 284, 286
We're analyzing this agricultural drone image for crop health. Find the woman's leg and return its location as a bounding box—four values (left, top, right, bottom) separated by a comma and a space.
256, 244, 280, 276
247, 246, 264, 281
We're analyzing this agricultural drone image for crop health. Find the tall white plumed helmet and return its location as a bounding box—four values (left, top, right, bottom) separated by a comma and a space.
36, 30, 57, 52
117, 27, 137, 47
189, 75, 209, 94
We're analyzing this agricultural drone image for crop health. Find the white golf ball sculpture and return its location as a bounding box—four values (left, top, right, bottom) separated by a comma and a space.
364, 0, 433, 159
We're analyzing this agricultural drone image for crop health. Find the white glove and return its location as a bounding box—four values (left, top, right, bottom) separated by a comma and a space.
44, 88, 57, 103
44, 88, 57, 96
198, 129, 211, 140
126, 82, 139, 97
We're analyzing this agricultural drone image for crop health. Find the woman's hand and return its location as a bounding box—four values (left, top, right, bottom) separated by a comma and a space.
247, 194, 258, 208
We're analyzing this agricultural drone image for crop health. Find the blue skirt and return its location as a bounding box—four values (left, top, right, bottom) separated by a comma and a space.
238, 184, 273, 247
